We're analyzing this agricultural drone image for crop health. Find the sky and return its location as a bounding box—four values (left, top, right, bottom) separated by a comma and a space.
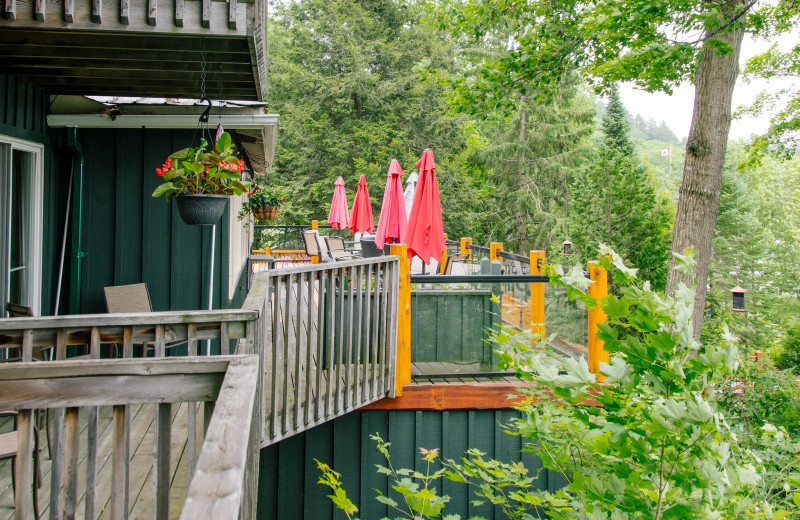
619, 33, 796, 142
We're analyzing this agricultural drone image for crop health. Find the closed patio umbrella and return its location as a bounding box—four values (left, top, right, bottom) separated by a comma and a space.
348, 174, 374, 234
403, 171, 418, 220
327, 176, 350, 230
375, 160, 407, 250
405, 149, 444, 265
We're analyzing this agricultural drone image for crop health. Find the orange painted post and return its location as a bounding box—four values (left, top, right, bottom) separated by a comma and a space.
309, 220, 321, 263
489, 242, 503, 263
460, 238, 472, 260
391, 244, 411, 396
530, 251, 545, 339
264, 246, 271, 255
587, 261, 609, 381
440, 234, 448, 274
311, 220, 319, 230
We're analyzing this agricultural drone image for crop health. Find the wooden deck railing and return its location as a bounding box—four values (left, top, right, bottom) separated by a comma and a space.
0, 355, 259, 520
242, 256, 399, 447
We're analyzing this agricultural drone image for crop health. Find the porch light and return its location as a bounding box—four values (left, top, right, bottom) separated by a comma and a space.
730, 286, 746, 312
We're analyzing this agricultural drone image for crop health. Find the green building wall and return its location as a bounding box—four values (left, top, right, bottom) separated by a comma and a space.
258, 409, 565, 520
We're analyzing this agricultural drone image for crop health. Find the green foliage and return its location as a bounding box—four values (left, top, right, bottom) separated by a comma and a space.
477, 248, 764, 518
567, 90, 674, 290
150, 133, 250, 200
776, 325, 800, 372
267, 0, 488, 240
236, 175, 287, 220
717, 358, 800, 436
318, 435, 457, 520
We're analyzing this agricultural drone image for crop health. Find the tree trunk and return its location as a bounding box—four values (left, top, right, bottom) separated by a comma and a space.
666, 0, 745, 336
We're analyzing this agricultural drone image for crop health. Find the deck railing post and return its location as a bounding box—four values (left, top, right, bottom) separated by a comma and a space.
530, 251, 545, 340
439, 234, 448, 274
489, 242, 503, 263
390, 244, 411, 396
311, 220, 319, 230
587, 261, 609, 381
460, 237, 472, 260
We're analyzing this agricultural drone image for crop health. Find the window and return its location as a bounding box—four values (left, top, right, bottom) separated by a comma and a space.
0, 137, 44, 316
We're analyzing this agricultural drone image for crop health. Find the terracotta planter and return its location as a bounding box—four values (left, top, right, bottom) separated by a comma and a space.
176, 194, 228, 225
253, 206, 280, 221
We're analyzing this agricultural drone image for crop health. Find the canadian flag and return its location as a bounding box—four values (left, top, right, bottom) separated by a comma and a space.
661, 147, 672, 156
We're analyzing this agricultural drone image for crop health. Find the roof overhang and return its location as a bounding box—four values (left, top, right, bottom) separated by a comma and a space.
48, 99, 278, 174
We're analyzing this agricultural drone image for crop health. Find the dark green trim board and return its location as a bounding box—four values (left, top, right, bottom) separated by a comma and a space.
0, 74, 48, 143
257, 409, 563, 520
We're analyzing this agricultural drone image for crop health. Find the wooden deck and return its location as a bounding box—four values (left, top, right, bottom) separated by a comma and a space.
0, 403, 200, 520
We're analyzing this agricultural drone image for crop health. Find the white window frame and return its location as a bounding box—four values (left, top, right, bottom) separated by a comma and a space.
2, 135, 44, 316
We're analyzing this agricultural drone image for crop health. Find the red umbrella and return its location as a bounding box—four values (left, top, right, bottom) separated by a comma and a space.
348, 174, 374, 234
405, 149, 444, 265
327, 176, 350, 230
374, 160, 408, 250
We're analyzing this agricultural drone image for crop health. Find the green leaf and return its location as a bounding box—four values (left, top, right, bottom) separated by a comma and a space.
152, 183, 175, 198
215, 131, 232, 153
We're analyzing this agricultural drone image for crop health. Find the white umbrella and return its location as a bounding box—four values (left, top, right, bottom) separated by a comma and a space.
403, 171, 418, 221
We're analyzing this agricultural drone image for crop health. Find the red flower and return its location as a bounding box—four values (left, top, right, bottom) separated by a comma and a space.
156, 168, 165, 177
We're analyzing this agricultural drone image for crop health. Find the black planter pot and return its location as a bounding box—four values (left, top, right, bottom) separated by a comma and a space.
176, 194, 229, 225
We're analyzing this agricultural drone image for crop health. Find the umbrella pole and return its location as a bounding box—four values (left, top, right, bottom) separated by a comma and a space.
206, 224, 215, 356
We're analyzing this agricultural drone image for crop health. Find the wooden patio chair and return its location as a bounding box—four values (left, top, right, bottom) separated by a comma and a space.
0, 411, 42, 519
103, 283, 183, 354
302, 230, 333, 262
324, 236, 358, 261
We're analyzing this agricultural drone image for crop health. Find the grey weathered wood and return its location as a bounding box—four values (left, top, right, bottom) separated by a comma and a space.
179, 356, 259, 520
361, 264, 372, 402
119, 0, 128, 23
281, 274, 291, 435
0, 309, 257, 331
92, 0, 101, 22
293, 272, 304, 430
370, 265, 381, 400
154, 324, 166, 357
85, 404, 98, 519
335, 271, 345, 414
0, 358, 231, 380
325, 271, 335, 419
0, 373, 224, 408
22, 328, 33, 362
154, 403, 171, 520
203, 400, 214, 437
49, 406, 64, 520
220, 321, 230, 355
15, 409, 34, 520
201, 0, 210, 27
314, 270, 325, 422
111, 404, 130, 520
270, 277, 280, 439
304, 271, 315, 426
174, 0, 183, 26
147, 0, 156, 25
344, 266, 354, 410
123, 326, 133, 358
34, 0, 45, 21
227, 0, 236, 29
352, 265, 363, 407
63, 407, 80, 519
387, 262, 399, 397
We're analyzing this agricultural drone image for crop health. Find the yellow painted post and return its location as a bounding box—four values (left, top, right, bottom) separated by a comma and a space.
460, 238, 472, 260
264, 246, 271, 255
530, 251, 545, 339
310, 221, 320, 263
490, 242, 503, 263
587, 261, 609, 381
391, 244, 411, 396
440, 234, 448, 274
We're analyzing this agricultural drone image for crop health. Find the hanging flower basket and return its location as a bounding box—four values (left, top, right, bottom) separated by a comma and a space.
253, 206, 280, 221
176, 194, 229, 226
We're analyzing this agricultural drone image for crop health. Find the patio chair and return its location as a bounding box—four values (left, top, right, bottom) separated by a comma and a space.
0, 411, 42, 519
324, 236, 358, 261
443, 253, 470, 275
302, 230, 334, 262
360, 235, 383, 258
103, 283, 183, 354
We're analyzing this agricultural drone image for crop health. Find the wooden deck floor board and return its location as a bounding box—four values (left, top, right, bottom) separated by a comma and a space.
0, 401, 194, 520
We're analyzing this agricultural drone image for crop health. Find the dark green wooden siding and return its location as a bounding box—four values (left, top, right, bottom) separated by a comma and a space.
410, 290, 495, 366
257, 409, 565, 520
50, 127, 232, 316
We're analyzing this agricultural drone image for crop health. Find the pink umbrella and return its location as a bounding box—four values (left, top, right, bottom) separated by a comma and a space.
348, 174, 374, 234
405, 149, 445, 265
327, 176, 350, 230
374, 160, 408, 250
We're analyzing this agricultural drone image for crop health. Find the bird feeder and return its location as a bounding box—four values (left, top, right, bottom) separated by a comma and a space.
562, 239, 573, 256
730, 286, 746, 312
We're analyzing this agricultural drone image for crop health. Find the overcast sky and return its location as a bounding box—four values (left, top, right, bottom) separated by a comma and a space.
619, 32, 797, 142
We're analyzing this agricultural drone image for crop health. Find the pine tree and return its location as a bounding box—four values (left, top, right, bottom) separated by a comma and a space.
569, 87, 674, 289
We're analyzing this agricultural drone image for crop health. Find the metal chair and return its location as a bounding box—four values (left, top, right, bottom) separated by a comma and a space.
443, 253, 470, 275
103, 283, 183, 354
360, 236, 383, 258
324, 236, 358, 261
302, 230, 335, 262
